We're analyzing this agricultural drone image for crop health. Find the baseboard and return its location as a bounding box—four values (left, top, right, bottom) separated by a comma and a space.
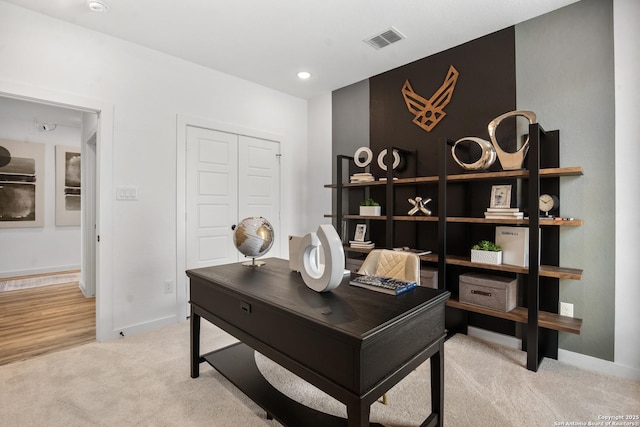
558, 349, 640, 381
0, 265, 81, 279
467, 326, 522, 350
110, 315, 178, 341
466, 326, 640, 381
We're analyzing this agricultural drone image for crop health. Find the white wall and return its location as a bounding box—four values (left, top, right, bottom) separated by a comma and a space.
613, 0, 640, 378
306, 93, 332, 232
0, 2, 308, 340
0, 100, 82, 277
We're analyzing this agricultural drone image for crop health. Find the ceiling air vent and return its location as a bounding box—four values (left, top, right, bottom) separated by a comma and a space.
364, 27, 405, 49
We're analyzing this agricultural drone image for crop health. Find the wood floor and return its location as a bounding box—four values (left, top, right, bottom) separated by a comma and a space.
0, 280, 96, 366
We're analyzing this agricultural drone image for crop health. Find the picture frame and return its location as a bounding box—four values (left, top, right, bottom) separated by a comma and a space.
490, 185, 511, 208
55, 145, 81, 226
354, 223, 366, 242
0, 139, 45, 228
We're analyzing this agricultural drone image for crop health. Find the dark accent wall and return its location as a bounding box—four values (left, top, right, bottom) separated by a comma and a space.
369, 27, 516, 179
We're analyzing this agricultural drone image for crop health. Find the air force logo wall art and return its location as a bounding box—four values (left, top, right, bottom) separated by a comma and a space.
402, 65, 459, 132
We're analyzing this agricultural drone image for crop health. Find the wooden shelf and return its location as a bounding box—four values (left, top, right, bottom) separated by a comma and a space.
326, 214, 582, 226
342, 248, 582, 280
444, 254, 583, 280
324, 166, 583, 188
446, 297, 582, 334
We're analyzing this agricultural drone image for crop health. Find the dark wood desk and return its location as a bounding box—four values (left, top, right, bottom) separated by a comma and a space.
188, 258, 449, 427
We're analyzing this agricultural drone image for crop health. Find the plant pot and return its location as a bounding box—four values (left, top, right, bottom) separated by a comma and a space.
471, 249, 502, 265
359, 206, 381, 216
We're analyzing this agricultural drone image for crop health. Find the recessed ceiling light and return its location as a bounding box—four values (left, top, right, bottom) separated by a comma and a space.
87, 0, 109, 12
297, 71, 311, 80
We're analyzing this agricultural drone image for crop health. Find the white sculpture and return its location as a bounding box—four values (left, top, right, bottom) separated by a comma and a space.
297, 224, 345, 292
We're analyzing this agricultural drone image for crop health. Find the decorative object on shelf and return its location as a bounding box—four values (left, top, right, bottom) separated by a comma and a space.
407, 196, 432, 216
495, 226, 532, 267
296, 224, 345, 292
350, 172, 374, 183
459, 273, 517, 312
349, 240, 375, 249
359, 198, 381, 216
353, 146, 373, 168
376, 148, 401, 171
470, 240, 503, 265
450, 137, 497, 171
489, 184, 511, 209
487, 110, 537, 170
484, 207, 523, 219
353, 223, 366, 242
539, 193, 559, 217
232, 216, 275, 267
401, 65, 459, 132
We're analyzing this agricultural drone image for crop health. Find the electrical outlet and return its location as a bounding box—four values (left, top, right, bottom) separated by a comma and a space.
560, 302, 574, 317
164, 279, 174, 294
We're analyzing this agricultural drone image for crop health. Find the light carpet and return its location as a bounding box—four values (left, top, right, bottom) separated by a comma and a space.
0, 321, 637, 427
0, 271, 81, 292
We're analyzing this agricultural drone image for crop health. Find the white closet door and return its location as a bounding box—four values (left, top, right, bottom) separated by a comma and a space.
238, 135, 281, 259
186, 126, 239, 270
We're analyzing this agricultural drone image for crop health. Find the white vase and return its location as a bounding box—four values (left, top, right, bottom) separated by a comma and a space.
359, 206, 381, 216
471, 249, 502, 265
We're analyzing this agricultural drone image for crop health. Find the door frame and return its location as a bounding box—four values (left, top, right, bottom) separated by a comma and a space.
176, 114, 283, 319
0, 81, 114, 342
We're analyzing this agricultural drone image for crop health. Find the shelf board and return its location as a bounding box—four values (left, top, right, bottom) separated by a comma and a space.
325, 214, 582, 226
444, 254, 583, 280
340, 249, 582, 280
446, 297, 582, 334
324, 166, 583, 188
445, 166, 583, 182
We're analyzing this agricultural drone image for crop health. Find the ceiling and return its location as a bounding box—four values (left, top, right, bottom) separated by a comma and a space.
4, 0, 580, 99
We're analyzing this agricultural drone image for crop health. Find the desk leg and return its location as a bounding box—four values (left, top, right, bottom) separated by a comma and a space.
190, 307, 201, 378
346, 401, 370, 427
429, 338, 445, 427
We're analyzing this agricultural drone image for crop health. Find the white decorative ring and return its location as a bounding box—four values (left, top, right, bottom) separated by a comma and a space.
451, 137, 497, 171
377, 149, 401, 171
353, 147, 373, 168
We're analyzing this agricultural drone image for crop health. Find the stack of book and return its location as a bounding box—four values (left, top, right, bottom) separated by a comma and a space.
349, 240, 375, 249
484, 207, 524, 219
350, 173, 374, 183
349, 274, 417, 295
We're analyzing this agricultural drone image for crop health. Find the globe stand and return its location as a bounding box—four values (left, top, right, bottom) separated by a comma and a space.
242, 257, 265, 268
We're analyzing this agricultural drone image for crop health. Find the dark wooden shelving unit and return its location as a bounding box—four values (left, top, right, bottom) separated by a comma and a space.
328, 127, 584, 372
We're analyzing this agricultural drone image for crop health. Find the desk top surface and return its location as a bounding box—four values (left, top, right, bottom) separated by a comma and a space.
187, 257, 449, 339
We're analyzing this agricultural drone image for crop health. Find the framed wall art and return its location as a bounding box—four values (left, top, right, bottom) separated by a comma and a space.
55, 145, 81, 226
0, 139, 45, 228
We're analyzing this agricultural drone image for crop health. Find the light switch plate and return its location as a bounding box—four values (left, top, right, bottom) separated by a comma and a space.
116, 186, 138, 201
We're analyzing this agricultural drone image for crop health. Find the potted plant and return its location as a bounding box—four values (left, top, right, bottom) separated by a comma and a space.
359, 198, 381, 216
471, 240, 502, 265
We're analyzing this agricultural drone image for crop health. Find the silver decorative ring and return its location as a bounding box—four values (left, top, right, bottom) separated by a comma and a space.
353, 147, 373, 168
487, 110, 537, 170
377, 149, 401, 171
451, 137, 497, 171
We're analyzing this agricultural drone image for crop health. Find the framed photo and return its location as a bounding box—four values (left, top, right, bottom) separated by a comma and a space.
490, 185, 511, 208
0, 139, 45, 228
353, 224, 366, 242
55, 145, 81, 226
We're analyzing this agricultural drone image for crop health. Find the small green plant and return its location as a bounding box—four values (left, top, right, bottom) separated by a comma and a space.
472, 240, 502, 252
360, 198, 379, 207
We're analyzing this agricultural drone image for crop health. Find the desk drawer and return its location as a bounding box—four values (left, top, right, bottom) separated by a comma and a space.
190, 277, 359, 392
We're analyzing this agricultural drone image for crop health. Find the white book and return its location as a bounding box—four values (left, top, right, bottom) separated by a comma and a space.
495, 226, 530, 267
486, 207, 521, 213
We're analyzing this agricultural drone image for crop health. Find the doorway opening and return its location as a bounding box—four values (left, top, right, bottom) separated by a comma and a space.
0, 94, 100, 362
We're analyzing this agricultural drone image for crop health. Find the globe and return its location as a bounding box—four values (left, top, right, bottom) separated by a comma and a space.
233, 216, 275, 267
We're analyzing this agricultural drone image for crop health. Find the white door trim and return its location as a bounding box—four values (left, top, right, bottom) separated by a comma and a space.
0, 80, 114, 342
176, 114, 283, 319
